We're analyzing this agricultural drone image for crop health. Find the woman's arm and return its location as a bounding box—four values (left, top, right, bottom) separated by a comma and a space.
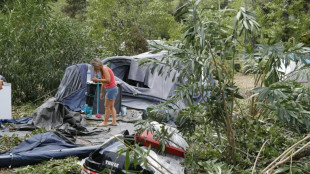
100, 80, 104, 99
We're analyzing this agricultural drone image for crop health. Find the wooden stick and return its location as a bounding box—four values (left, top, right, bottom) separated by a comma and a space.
252, 140, 268, 174
266, 141, 310, 173
261, 134, 310, 173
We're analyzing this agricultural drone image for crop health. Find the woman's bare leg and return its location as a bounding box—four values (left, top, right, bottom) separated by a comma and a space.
103, 99, 112, 125
110, 99, 117, 125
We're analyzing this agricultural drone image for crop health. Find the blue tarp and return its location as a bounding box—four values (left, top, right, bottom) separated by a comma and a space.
0, 117, 33, 128
0, 132, 100, 168
55, 64, 89, 111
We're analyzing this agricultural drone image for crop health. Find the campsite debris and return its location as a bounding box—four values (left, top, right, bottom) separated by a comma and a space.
261, 135, 310, 173
0, 132, 101, 168
82, 128, 186, 174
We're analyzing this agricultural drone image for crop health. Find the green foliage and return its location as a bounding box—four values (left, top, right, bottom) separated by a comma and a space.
234, 116, 306, 172
253, 82, 310, 133
245, 41, 310, 87
62, 0, 87, 20
197, 160, 233, 174
12, 102, 39, 119
87, 0, 183, 56
254, 0, 310, 45
138, 1, 258, 163
15, 157, 81, 174
117, 143, 152, 173
182, 115, 303, 173
0, 0, 97, 104
235, 116, 296, 161
0, 127, 46, 153
0, 134, 22, 152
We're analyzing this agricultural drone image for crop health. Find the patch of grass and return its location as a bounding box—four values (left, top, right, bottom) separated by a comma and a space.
14, 157, 81, 174
0, 134, 23, 152
12, 102, 39, 120
0, 169, 15, 174
0, 127, 47, 153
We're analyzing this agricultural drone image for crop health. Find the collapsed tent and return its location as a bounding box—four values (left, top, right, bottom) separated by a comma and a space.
278, 54, 310, 83
27, 63, 119, 133
0, 132, 100, 168
54, 64, 122, 114
33, 51, 182, 119
29, 50, 201, 131
102, 51, 180, 110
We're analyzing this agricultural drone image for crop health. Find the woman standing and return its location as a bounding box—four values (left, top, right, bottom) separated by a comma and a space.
91, 58, 118, 126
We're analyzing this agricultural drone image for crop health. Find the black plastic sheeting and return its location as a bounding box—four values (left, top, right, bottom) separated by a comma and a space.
0, 132, 100, 168
24, 97, 107, 136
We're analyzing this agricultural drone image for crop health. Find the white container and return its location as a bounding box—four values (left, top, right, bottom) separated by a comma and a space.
87, 69, 91, 83
0, 83, 12, 119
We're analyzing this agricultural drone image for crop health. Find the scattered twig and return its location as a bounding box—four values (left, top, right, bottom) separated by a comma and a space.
261, 134, 310, 173
265, 141, 310, 173
252, 140, 268, 174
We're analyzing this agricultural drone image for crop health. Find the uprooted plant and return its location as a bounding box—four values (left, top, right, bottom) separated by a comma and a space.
137, 1, 259, 165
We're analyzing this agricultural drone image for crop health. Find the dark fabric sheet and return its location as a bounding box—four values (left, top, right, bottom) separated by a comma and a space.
55, 64, 89, 111
0, 132, 100, 168
0, 117, 32, 128
29, 97, 108, 136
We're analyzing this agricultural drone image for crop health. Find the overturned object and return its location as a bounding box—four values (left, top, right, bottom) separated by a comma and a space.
83, 134, 155, 174
82, 126, 187, 174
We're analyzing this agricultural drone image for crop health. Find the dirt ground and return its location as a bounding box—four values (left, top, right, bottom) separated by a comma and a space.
234, 73, 255, 98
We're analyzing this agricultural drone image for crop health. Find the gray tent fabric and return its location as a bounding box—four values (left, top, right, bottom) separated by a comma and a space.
31, 97, 64, 130
128, 59, 148, 83
55, 64, 94, 111
102, 51, 180, 110
29, 97, 107, 136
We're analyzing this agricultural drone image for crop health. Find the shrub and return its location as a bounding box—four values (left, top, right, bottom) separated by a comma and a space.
0, 0, 97, 104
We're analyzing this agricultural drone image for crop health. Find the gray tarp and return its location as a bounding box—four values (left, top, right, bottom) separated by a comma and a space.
103, 51, 179, 110
28, 97, 107, 136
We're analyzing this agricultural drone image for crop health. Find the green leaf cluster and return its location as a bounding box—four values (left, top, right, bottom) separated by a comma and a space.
253, 82, 310, 133
254, 0, 310, 45
15, 157, 81, 174
0, 0, 98, 104
87, 0, 184, 56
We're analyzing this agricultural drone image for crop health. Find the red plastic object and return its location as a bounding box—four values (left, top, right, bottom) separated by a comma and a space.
135, 130, 185, 158
95, 113, 102, 118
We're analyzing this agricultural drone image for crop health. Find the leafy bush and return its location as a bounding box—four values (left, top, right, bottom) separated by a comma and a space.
87, 0, 183, 56
255, 0, 310, 44
0, 0, 98, 104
